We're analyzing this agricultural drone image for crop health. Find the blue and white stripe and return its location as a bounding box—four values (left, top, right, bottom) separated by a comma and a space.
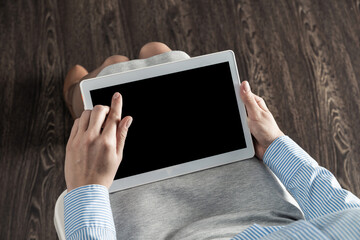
232, 136, 360, 239
64, 185, 116, 240
64, 136, 360, 239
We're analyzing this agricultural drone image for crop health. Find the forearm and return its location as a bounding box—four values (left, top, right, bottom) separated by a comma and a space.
263, 136, 360, 220
64, 185, 116, 240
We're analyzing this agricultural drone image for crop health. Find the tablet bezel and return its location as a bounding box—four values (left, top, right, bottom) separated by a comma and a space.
80, 50, 254, 193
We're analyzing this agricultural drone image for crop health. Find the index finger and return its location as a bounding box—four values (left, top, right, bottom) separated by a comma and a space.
102, 92, 122, 137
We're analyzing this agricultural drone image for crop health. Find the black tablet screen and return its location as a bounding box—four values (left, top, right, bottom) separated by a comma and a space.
90, 61, 246, 179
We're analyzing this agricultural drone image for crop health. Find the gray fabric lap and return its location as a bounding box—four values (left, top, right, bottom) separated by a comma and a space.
109, 158, 303, 239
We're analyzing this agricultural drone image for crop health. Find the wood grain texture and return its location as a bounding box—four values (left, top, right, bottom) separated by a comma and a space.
0, 0, 359, 239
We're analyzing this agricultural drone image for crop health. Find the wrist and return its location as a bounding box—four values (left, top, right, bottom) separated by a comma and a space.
271, 131, 285, 145
66, 183, 109, 193
66, 179, 110, 192
263, 134, 287, 160
262, 131, 285, 150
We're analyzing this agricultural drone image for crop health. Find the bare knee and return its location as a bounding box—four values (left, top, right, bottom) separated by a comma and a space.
103, 55, 130, 66
138, 42, 171, 59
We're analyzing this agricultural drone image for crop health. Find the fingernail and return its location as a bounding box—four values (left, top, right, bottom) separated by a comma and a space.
126, 118, 133, 128
244, 81, 251, 93
113, 92, 120, 99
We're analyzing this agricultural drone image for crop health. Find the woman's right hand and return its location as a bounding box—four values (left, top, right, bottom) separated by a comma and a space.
239, 81, 284, 159
65, 92, 133, 191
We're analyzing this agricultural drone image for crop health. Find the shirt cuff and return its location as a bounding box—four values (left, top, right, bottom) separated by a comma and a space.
64, 184, 115, 239
263, 135, 319, 187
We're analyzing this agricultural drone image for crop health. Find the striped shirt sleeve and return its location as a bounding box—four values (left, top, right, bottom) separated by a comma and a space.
64, 185, 116, 240
263, 136, 360, 220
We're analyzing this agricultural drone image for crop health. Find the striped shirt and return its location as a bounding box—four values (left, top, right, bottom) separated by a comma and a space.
64, 136, 360, 239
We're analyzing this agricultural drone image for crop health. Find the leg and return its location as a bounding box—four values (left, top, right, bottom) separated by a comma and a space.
63, 55, 129, 119
138, 42, 171, 59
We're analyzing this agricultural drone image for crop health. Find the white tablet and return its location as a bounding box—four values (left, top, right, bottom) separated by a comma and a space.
80, 50, 254, 193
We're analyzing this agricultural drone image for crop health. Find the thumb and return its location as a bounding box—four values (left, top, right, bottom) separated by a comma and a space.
116, 116, 133, 157
240, 81, 260, 118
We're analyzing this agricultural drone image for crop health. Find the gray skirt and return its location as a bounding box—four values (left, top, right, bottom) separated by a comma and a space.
97, 51, 304, 240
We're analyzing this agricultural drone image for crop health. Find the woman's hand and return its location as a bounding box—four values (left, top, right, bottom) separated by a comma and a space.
240, 81, 284, 159
65, 92, 133, 191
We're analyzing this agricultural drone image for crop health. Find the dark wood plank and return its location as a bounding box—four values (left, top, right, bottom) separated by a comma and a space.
0, 0, 68, 239
0, 0, 359, 239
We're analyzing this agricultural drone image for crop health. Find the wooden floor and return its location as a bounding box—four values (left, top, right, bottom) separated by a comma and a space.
0, 0, 359, 239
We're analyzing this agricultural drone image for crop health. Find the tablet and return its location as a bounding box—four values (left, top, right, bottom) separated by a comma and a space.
80, 50, 254, 193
